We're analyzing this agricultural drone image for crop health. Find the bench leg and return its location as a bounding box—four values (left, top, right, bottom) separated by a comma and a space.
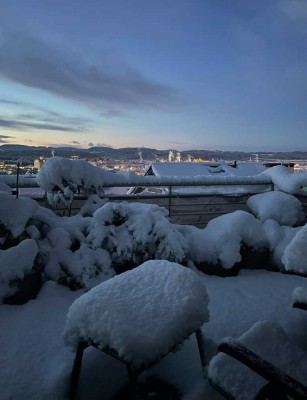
126, 364, 141, 400
69, 341, 87, 400
196, 329, 206, 372
255, 382, 289, 400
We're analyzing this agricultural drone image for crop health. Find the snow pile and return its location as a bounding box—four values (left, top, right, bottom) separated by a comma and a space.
87, 202, 188, 269
63, 260, 209, 368
282, 224, 307, 274
247, 191, 304, 226
183, 211, 266, 269
0, 239, 38, 301
0, 192, 38, 239
208, 320, 307, 400
261, 165, 307, 193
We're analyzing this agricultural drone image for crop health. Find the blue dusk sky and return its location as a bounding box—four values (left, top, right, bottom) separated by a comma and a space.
0, 0, 306, 151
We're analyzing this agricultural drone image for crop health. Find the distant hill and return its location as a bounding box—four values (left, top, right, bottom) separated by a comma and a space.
1, 144, 307, 162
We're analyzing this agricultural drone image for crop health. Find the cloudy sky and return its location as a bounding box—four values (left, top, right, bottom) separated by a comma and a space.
0, 0, 306, 151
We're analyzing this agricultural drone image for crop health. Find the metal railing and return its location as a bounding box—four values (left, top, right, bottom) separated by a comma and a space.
1, 174, 306, 227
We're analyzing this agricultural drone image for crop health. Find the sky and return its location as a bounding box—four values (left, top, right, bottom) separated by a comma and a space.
0, 0, 307, 152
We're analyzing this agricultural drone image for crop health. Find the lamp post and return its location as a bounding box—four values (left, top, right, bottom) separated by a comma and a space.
16, 159, 21, 198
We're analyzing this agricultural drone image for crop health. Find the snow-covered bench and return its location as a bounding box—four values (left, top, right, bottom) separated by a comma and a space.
63, 260, 209, 399
208, 321, 307, 400
293, 287, 307, 311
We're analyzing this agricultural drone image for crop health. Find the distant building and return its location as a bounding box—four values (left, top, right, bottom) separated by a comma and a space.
34, 157, 46, 170
128, 161, 267, 195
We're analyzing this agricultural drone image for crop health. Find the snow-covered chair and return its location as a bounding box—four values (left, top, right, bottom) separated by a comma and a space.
63, 260, 209, 399
208, 321, 307, 400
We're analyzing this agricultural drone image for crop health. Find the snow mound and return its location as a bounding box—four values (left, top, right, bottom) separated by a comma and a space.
0, 192, 38, 238
282, 224, 307, 274
63, 260, 209, 368
208, 320, 307, 400
187, 211, 266, 269
0, 239, 38, 301
247, 191, 304, 226
261, 165, 307, 194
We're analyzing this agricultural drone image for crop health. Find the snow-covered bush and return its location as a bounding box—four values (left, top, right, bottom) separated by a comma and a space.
247, 191, 305, 226
282, 224, 307, 274
36, 157, 135, 212
87, 202, 188, 272
180, 211, 267, 271
0, 239, 38, 302
77, 194, 108, 217
0, 192, 39, 247
39, 226, 114, 290
263, 219, 300, 269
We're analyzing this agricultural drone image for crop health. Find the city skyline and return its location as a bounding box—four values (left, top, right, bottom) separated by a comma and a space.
0, 0, 307, 152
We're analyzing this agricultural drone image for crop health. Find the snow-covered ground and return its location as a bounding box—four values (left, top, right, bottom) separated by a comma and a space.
1, 269, 306, 400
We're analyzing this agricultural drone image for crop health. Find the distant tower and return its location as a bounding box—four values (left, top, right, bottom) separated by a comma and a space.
138, 151, 143, 163
51, 149, 55, 157
168, 150, 174, 162
176, 152, 181, 162
255, 154, 259, 163
187, 154, 192, 162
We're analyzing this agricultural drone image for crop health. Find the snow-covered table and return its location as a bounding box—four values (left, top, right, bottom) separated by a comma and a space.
63, 260, 209, 399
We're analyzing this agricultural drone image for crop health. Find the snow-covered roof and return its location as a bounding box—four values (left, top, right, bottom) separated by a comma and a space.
63, 260, 209, 368
148, 162, 266, 178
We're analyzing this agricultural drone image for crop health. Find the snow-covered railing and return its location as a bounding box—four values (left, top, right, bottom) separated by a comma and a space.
0, 173, 274, 189
0, 174, 38, 188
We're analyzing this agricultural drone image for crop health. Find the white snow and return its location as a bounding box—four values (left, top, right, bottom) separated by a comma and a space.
63, 260, 209, 368
247, 191, 304, 226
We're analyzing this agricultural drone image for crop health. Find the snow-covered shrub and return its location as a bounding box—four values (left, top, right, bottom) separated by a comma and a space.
0, 239, 38, 302
78, 194, 108, 217
247, 191, 305, 226
0, 192, 39, 248
282, 224, 307, 275
263, 219, 300, 269
36, 157, 134, 212
0, 192, 39, 243
181, 211, 267, 271
87, 202, 188, 272
39, 219, 115, 290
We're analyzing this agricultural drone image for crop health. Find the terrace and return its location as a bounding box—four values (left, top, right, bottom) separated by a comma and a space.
1, 157, 307, 399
